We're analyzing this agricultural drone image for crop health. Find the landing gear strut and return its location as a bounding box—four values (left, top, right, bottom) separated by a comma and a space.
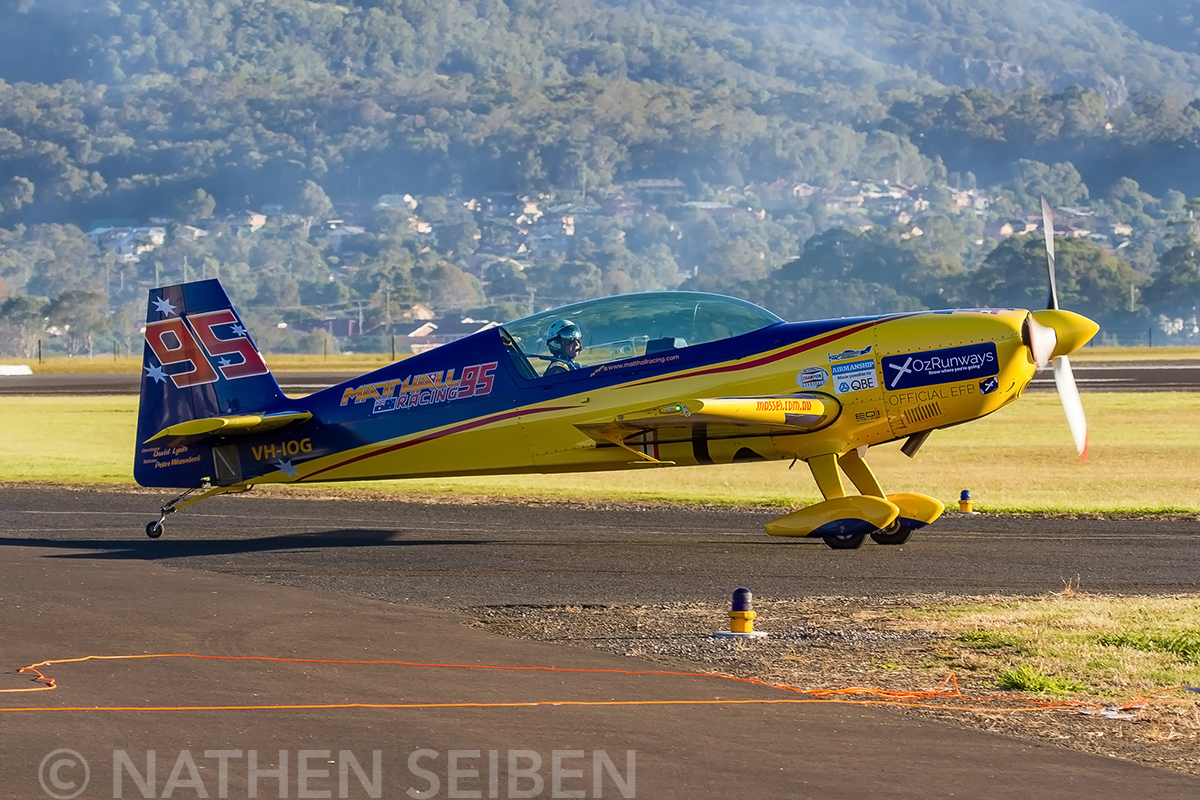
143, 483, 252, 538
763, 447, 943, 548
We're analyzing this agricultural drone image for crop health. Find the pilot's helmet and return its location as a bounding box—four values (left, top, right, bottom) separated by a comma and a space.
546, 318, 582, 357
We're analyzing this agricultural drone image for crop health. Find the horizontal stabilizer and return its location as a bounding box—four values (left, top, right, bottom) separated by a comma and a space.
145, 411, 313, 446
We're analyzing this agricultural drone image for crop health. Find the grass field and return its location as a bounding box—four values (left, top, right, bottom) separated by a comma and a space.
3, 392, 1197, 511
4, 345, 1199, 374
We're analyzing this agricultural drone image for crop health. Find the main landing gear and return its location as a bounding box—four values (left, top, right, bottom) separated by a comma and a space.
763, 448, 943, 549
143, 483, 252, 538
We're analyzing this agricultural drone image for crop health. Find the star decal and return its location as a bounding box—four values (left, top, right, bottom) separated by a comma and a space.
276, 459, 299, 478
230, 324, 247, 337
144, 363, 167, 383
218, 357, 233, 367
152, 296, 178, 317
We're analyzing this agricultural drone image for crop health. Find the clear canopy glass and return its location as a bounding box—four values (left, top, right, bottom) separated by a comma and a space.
499, 292, 784, 378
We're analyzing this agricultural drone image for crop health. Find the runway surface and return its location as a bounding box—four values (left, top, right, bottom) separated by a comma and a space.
3, 487, 1199, 799
3, 487, 1199, 601
2, 360, 1200, 394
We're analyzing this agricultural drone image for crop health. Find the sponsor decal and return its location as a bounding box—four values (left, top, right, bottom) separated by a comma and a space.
886, 383, 978, 407
979, 376, 999, 395
831, 358, 877, 395
855, 409, 882, 423
827, 345, 873, 363
340, 361, 498, 413
882, 343, 998, 391
796, 366, 829, 390
589, 353, 680, 376
755, 398, 816, 412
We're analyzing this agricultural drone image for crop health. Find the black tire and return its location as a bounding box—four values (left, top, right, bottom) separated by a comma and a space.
145, 520, 164, 539
823, 532, 866, 550
870, 521, 913, 546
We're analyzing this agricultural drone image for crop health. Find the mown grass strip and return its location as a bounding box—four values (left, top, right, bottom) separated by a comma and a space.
2, 392, 1198, 511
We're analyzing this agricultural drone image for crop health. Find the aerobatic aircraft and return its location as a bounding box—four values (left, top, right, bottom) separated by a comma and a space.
135, 200, 1097, 548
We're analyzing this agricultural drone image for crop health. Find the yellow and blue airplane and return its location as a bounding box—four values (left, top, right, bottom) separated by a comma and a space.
136, 200, 1097, 548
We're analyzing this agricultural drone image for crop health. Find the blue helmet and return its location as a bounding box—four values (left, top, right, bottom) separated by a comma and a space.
546, 318, 582, 357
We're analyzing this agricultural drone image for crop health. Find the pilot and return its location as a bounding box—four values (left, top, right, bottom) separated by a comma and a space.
544, 319, 583, 376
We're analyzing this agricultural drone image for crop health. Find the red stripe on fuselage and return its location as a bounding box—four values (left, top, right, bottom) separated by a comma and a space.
632, 319, 883, 388
297, 405, 573, 482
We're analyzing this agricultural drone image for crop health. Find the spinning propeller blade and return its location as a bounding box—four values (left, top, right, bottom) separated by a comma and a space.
1041, 196, 1060, 310
1038, 197, 1089, 462
1053, 356, 1089, 462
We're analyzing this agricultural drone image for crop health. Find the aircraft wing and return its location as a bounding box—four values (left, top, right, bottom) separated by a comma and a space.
576, 394, 841, 454
144, 410, 313, 446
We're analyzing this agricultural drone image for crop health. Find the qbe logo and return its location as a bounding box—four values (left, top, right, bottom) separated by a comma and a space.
830, 359, 877, 395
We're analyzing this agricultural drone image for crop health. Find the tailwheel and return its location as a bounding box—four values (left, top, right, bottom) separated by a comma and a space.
145, 519, 165, 539
823, 532, 867, 550
870, 520, 912, 546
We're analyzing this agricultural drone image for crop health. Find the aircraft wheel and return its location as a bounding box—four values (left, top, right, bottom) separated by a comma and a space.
870, 521, 913, 546
145, 519, 164, 539
823, 532, 866, 550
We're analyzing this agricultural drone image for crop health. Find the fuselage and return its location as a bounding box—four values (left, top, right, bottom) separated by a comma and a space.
231, 309, 1037, 486
134, 280, 1068, 490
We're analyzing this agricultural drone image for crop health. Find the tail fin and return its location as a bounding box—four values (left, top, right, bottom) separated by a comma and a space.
134, 279, 288, 487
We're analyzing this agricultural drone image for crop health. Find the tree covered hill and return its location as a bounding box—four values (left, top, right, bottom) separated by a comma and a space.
7, 0, 1200, 98
1086, 0, 1200, 58
5, 0, 1200, 226
3, 0, 1200, 355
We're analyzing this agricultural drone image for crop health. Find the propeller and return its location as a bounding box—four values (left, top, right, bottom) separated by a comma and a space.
1032, 197, 1090, 462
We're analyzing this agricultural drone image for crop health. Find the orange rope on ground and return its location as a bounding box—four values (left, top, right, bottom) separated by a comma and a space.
0, 653, 1176, 715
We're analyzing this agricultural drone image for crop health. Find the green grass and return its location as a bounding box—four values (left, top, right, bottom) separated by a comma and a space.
996, 665, 1087, 694
907, 595, 1200, 697
2, 392, 1199, 512
1096, 631, 1200, 663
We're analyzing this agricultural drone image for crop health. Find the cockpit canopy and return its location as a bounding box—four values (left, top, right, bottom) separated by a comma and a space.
499, 291, 784, 378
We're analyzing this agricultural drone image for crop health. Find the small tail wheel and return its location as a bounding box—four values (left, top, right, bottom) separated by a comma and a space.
145, 519, 165, 539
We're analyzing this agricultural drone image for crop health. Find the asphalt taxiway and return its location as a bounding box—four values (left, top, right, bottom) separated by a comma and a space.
2, 487, 1198, 798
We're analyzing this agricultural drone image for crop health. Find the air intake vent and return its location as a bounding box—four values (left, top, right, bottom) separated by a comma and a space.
903, 402, 942, 427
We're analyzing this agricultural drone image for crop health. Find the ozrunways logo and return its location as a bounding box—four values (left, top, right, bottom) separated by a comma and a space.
882, 343, 998, 391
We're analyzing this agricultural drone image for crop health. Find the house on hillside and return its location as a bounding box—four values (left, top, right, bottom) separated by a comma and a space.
224, 211, 267, 235
87, 225, 167, 262
392, 316, 500, 353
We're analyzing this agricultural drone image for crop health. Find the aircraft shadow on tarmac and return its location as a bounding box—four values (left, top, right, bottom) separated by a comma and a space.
0, 529, 489, 560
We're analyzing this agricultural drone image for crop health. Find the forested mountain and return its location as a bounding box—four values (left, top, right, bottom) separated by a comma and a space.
7, 0, 1200, 225
2, 0, 1200, 355
1087, 0, 1200, 57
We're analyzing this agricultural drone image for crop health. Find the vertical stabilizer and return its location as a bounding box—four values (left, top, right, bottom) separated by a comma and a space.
134, 279, 287, 487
